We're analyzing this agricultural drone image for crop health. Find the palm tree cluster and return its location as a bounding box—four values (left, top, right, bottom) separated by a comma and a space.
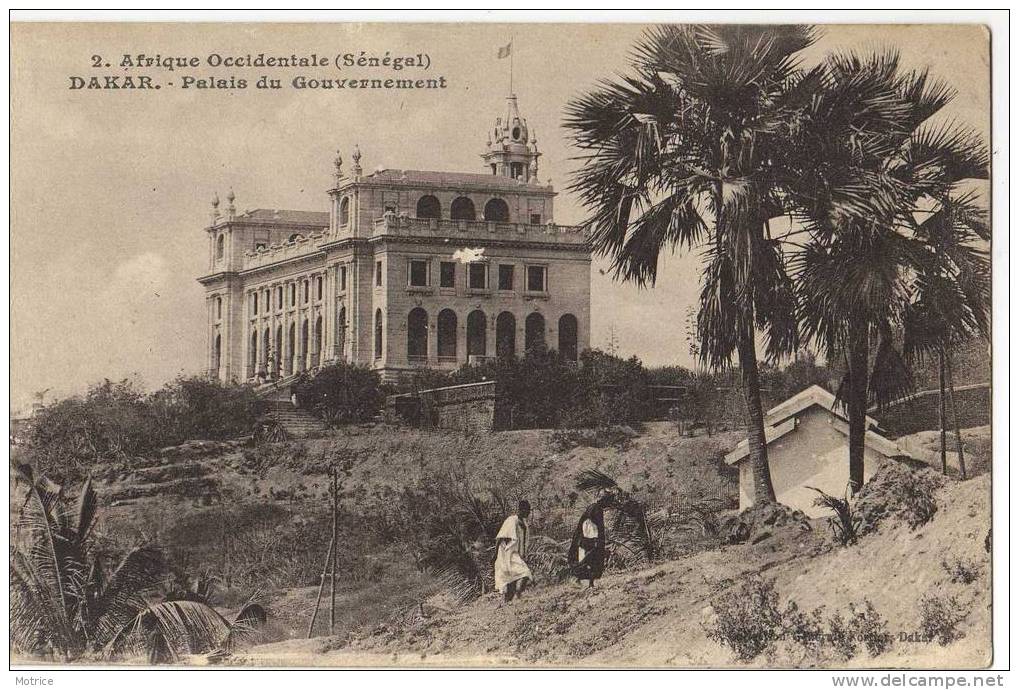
565, 25, 988, 499
10, 466, 266, 663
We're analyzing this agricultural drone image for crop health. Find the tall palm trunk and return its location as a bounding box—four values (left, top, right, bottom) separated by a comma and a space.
938, 352, 948, 475
737, 320, 776, 503
945, 353, 968, 479
847, 330, 869, 494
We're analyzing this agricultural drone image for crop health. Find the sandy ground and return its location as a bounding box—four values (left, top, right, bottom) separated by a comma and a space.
233, 473, 992, 669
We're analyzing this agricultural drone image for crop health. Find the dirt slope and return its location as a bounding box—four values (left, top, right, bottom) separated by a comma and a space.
235, 474, 991, 668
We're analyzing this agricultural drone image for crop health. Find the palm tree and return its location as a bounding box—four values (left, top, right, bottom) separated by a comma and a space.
786, 53, 988, 491
9, 467, 265, 663
565, 25, 823, 503
902, 190, 990, 478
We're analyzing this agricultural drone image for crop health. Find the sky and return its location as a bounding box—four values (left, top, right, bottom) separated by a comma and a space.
9, 22, 990, 412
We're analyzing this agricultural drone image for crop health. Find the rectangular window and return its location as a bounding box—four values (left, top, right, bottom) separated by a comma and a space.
530, 213, 541, 225
440, 261, 456, 288
498, 264, 515, 291
252, 293, 258, 315
527, 265, 547, 292
316, 276, 323, 300
340, 265, 347, 291
468, 263, 487, 290
409, 259, 429, 287
290, 283, 296, 306
376, 260, 383, 287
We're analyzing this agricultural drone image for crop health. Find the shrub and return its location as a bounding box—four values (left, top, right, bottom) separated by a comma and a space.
809, 486, 862, 545
942, 557, 982, 584
706, 576, 784, 661
24, 377, 259, 479
899, 476, 940, 529
828, 601, 892, 659
296, 362, 384, 425
919, 594, 967, 646
549, 425, 639, 452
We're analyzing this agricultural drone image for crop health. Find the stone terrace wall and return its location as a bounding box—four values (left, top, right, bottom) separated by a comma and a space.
876, 383, 990, 438
387, 380, 496, 433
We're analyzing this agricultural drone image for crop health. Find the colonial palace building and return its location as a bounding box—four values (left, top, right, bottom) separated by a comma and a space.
197, 95, 592, 383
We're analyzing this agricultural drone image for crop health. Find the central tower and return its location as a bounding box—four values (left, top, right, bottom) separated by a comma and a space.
481, 94, 541, 182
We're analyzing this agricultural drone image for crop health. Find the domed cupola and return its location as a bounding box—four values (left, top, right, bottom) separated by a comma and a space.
481, 94, 541, 183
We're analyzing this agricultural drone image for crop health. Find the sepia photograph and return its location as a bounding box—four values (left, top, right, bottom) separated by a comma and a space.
7, 11, 1007, 678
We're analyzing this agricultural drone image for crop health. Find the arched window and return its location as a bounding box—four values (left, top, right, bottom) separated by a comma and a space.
525, 312, 546, 353
248, 330, 258, 378
484, 198, 510, 222
212, 334, 221, 377
451, 196, 476, 221
286, 323, 296, 376
496, 311, 516, 359
416, 195, 441, 220
374, 309, 384, 359
274, 326, 283, 376
467, 310, 487, 357
339, 197, 350, 226
216, 235, 225, 260
407, 307, 428, 361
261, 327, 271, 375
288, 233, 304, 242
338, 306, 347, 357
299, 320, 309, 373
437, 309, 457, 360
313, 316, 323, 367
558, 314, 579, 362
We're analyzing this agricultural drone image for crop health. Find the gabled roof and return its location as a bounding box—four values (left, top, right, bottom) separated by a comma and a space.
724, 385, 899, 466
765, 384, 878, 429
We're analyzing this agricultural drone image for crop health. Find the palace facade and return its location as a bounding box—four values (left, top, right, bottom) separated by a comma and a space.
197, 95, 591, 383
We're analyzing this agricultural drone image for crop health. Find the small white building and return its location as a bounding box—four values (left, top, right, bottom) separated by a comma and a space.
725, 385, 905, 517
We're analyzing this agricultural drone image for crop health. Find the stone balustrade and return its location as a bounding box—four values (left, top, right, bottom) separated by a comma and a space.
242, 232, 327, 270
370, 214, 589, 246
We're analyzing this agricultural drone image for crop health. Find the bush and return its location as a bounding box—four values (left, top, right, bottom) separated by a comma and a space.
707, 576, 785, 661
24, 376, 259, 479
707, 578, 892, 663
919, 594, 967, 646
942, 557, 982, 584
855, 461, 944, 534
549, 425, 639, 452
296, 362, 384, 425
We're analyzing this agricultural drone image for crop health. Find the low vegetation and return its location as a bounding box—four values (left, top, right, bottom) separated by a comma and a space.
707, 577, 892, 663
9, 467, 266, 663
21, 376, 260, 480
919, 594, 968, 646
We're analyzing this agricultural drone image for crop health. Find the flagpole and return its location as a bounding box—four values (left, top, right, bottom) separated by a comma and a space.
510, 37, 514, 95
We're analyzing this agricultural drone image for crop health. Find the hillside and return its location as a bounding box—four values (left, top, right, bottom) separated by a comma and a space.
235, 472, 991, 668
27, 422, 991, 668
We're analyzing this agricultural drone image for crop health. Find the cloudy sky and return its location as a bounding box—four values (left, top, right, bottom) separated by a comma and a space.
10, 22, 990, 411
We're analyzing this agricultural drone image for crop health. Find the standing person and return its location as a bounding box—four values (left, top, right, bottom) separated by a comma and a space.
568, 490, 613, 588
494, 500, 532, 603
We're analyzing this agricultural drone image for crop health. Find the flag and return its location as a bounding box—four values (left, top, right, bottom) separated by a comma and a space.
497, 42, 512, 59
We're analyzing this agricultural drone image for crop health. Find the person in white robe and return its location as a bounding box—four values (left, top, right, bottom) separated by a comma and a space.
494, 500, 532, 602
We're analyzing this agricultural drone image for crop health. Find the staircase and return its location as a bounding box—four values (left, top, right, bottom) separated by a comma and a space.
263, 398, 330, 438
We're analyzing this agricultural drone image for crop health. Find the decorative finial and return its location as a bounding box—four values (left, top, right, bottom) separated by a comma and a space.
333, 150, 343, 184
226, 188, 236, 218
211, 192, 220, 222
351, 144, 362, 177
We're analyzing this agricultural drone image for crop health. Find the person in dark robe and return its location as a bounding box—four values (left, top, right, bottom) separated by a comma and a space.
568, 490, 614, 588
